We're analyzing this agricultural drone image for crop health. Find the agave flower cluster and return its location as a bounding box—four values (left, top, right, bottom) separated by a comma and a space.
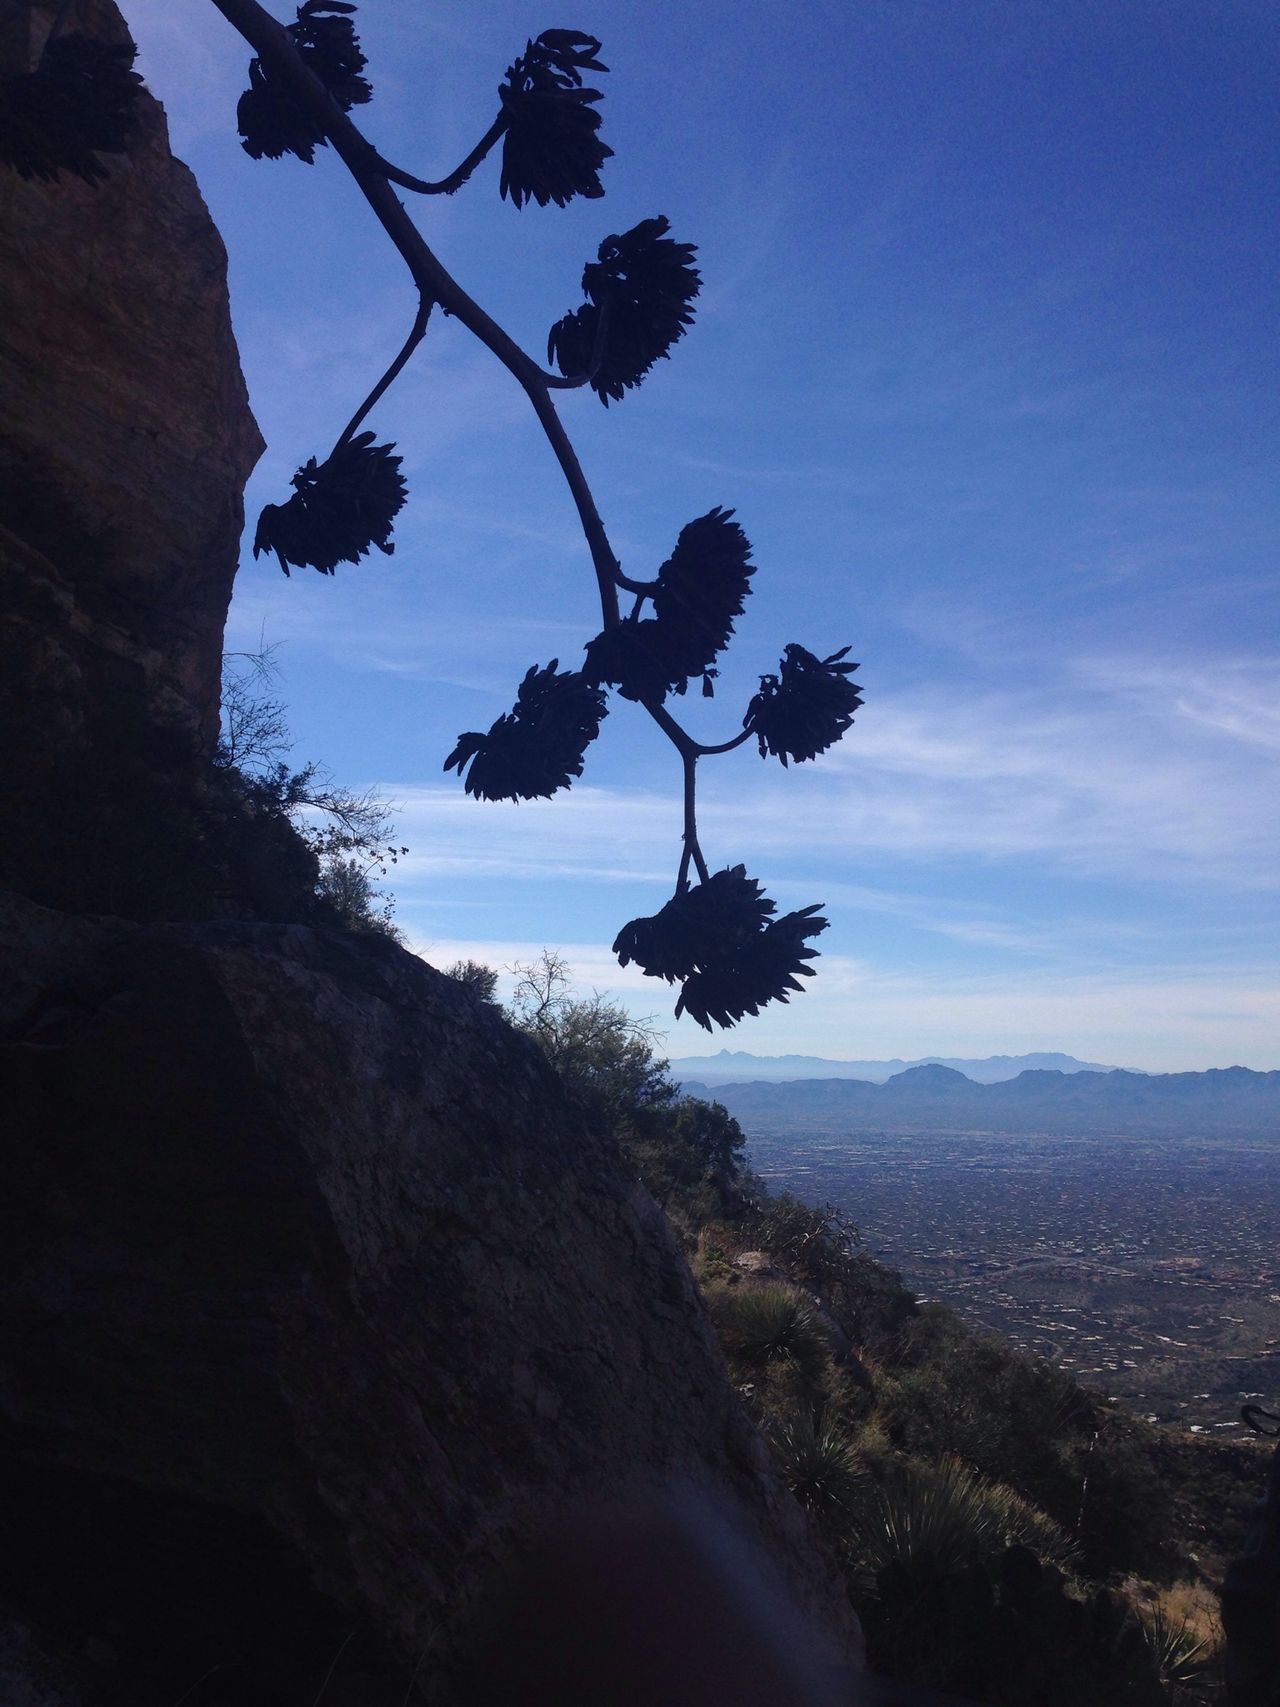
253, 432, 405, 576
237, 0, 371, 163
443, 664, 608, 803
548, 216, 701, 403
745, 645, 863, 765
498, 31, 611, 209
0, 34, 142, 185
614, 867, 828, 1031
583, 508, 754, 702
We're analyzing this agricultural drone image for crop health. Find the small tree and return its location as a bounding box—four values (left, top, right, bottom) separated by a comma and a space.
444, 959, 500, 1005
2, 4, 864, 1025
509, 950, 672, 1135
216, 648, 407, 935
509, 954, 753, 1218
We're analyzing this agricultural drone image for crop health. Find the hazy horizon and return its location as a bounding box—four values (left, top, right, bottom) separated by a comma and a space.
668, 1047, 1279, 1077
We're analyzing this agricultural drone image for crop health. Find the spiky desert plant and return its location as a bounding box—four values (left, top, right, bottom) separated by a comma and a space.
848, 1454, 1077, 1587
769, 1410, 864, 1523
1136, 1600, 1212, 1695
709, 1283, 831, 1388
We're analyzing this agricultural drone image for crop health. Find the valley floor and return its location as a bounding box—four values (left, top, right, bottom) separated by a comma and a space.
745, 1124, 1280, 1434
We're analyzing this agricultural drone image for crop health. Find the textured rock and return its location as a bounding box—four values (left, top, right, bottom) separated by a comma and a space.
0, 892, 861, 1702
0, 0, 263, 905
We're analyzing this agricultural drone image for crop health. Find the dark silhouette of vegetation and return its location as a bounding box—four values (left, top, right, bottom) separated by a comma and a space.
506, 951, 750, 1221
0, 21, 142, 183
215, 647, 406, 935
1220, 1410, 1280, 1707
198, 0, 862, 1029
444, 958, 500, 1004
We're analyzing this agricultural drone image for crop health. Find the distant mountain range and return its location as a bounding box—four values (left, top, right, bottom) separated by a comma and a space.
678, 1064, 1280, 1136
669, 1049, 1126, 1086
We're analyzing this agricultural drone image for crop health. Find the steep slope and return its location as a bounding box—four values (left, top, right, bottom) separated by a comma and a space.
1, 893, 856, 1700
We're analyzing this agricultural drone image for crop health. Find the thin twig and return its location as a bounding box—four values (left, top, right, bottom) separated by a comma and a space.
309, 1630, 355, 1707
615, 571, 658, 595
371, 113, 506, 197
695, 727, 754, 758
541, 296, 612, 391
336, 292, 432, 445
168, 1663, 223, 1707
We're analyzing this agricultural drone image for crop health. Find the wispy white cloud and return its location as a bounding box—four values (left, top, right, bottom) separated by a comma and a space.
388, 786, 676, 887
376, 643, 1279, 901
760, 657, 1280, 886
1076, 655, 1280, 756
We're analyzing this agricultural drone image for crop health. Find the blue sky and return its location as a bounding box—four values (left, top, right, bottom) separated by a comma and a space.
128, 1, 1278, 1069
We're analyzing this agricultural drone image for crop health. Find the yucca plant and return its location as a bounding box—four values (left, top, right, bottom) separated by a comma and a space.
1137, 1602, 1212, 1695
769, 1410, 864, 1523
848, 1454, 1077, 1588
708, 1283, 831, 1388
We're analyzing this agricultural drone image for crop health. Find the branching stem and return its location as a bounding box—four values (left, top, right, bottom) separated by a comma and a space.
540, 297, 611, 391
336, 293, 432, 445
679, 749, 710, 885
210, 0, 719, 880
370, 114, 507, 197
695, 727, 754, 758
615, 571, 658, 596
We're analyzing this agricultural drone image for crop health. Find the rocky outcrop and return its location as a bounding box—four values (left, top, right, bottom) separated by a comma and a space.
0, 0, 263, 908
0, 892, 860, 1702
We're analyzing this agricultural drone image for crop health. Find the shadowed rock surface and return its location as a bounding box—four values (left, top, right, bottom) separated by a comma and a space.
0, 0, 263, 911
1, 891, 859, 1701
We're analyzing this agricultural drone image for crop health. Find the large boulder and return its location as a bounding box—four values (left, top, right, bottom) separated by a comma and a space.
0, 893, 860, 1702
0, 0, 263, 909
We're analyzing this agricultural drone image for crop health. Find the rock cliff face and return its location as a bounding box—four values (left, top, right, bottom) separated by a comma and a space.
0, 4, 859, 1701
0, 0, 263, 911
1, 894, 857, 1701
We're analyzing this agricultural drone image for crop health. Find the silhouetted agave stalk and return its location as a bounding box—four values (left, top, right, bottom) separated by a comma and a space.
148, 0, 863, 1026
